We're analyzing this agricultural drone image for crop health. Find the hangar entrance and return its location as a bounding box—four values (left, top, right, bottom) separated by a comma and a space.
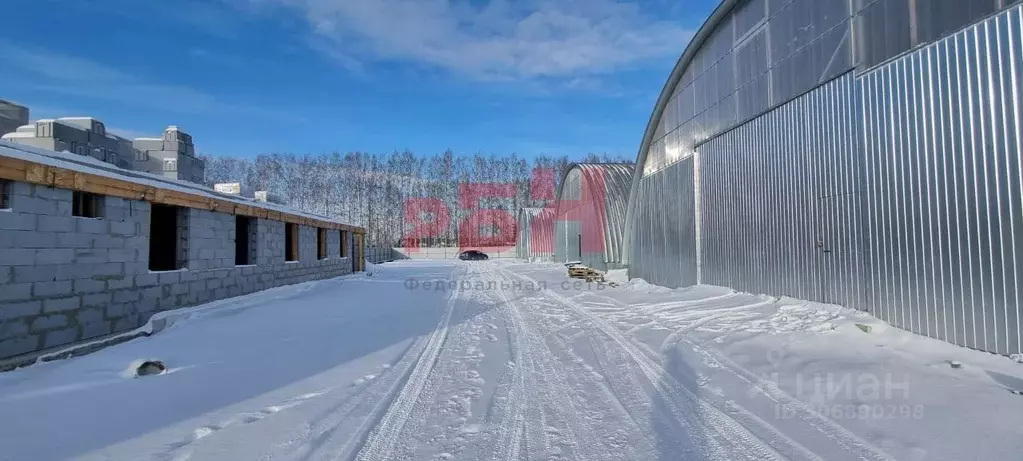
567, 233, 581, 262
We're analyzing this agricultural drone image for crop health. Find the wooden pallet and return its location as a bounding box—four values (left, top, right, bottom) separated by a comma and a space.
568, 266, 605, 282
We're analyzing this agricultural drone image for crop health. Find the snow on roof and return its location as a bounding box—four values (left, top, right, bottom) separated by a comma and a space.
50, 119, 88, 130
0, 140, 359, 229
56, 118, 99, 131
134, 137, 163, 141
15, 125, 34, 133
1, 132, 35, 139
105, 132, 128, 142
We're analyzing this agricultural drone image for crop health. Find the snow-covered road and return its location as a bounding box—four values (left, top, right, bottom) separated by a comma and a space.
2, 260, 1022, 460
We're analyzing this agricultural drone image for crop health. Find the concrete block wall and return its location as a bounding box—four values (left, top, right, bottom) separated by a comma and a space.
185, 209, 235, 271
175, 205, 189, 268
299, 225, 317, 262
326, 229, 340, 260
0, 180, 355, 360
256, 219, 284, 265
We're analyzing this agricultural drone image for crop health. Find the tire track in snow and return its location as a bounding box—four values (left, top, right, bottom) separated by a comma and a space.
497, 267, 787, 461
638, 292, 743, 316
430, 263, 526, 461
678, 332, 896, 461
481, 263, 610, 461
403, 264, 494, 459
489, 309, 527, 460
514, 304, 591, 460
625, 293, 895, 461
581, 290, 895, 461
483, 265, 550, 460
581, 332, 677, 458
276, 339, 428, 461
353, 266, 467, 461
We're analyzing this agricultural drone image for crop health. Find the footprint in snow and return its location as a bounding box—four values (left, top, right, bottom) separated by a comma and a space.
290, 391, 326, 401
193, 425, 221, 440
240, 414, 263, 424
261, 403, 298, 414
352, 374, 378, 386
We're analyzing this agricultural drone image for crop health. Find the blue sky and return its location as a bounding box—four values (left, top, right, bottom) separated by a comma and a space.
0, 0, 716, 160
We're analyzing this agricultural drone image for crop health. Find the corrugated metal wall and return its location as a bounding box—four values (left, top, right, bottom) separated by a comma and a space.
698, 72, 865, 308
516, 207, 555, 261
860, 7, 1023, 355
625, 5, 1023, 355
628, 157, 698, 288
554, 164, 634, 271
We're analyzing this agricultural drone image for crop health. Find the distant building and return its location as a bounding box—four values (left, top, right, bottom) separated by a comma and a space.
133, 126, 205, 184
254, 190, 285, 205
0, 100, 205, 186
1, 117, 135, 169
215, 183, 285, 205
0, 100, 29, 138
214, 182, 254, 198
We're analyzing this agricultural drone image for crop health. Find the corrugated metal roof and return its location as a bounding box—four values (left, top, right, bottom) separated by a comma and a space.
623, 0, 739, 265
516, 207, 556, 260
554, 163, 634, 268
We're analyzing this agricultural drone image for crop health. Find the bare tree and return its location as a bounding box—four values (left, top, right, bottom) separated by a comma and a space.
200, 149, 633, 247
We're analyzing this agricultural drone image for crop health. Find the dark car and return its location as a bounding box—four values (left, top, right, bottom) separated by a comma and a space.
458, 250, 489, 261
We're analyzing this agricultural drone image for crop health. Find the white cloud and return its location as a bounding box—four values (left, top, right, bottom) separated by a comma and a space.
258, 0, 694, 81
0, 40, 300, 121
0, 40, 221, 113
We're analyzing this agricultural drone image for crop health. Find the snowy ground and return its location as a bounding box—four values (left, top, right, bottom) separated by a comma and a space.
2, 260, 1022, 461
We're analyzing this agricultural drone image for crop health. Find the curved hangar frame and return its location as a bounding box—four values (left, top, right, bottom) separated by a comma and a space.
553, 163, 634, 272
516, 207, 555, 261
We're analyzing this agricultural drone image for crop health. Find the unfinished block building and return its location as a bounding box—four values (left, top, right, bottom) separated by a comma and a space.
0, 141, 366, 361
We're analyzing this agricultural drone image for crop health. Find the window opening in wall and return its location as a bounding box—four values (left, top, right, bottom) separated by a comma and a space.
0, 180, 10, 209
72, 191, 103, 218
339, 230, 348, 257
236, 216, 253, 265
317, 228, 327, 260
149, 204, 182, 271
285, 223, 299, 262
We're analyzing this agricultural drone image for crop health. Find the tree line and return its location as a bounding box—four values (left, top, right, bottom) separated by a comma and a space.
200, 151, 634, 247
